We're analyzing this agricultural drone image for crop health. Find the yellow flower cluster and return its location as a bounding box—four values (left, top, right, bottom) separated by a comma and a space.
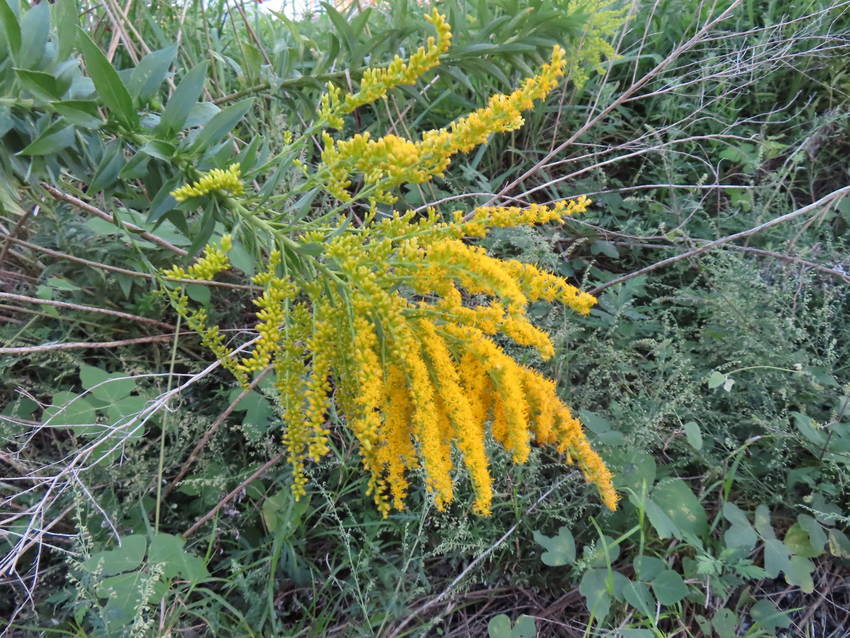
319, 9, 451, 129
171, 164, 244, 202
165, 200, 616, 515
319, 44, 567, 203
163, 18, 621, 517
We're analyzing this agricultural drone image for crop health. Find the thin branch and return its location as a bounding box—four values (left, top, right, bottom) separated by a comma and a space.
590, 185, 850, 295
0, 333, 188, 355
40, 184, 188, 256
0, 292, 175, 331
164, 368, 272, 499
182, 453, 284, 539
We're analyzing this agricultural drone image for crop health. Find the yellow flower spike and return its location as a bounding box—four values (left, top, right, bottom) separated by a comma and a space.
162, 234, 233, 281
418, 320, 493, 515
319, 10, 452, 129
400, 335, 454, 510
171, 164, 244, 202
379, 365, 417, 511
318, 45, 567, 203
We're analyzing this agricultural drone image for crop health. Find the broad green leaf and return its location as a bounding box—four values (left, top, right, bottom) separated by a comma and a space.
15, 68, 64, 100
707, 371, 726, 389
186, 283, 210, 305
651, 569, 687, 605
683, 421, 702, 450
643, 498, 679, 539
77, 29, 138, 129
792, 411, 826, 445
104, 395, 148, 423
784, 555, 814, 593
128, 45, 177, 101
724, 522, 757, 550
711, 608, 738, 638
148, 533, 209, 583
79, 364, 136, 403
17, 121, 75, 156
749, 599, 790, 631
51, 0, 78, 60
828, 529, 850, 558
487, 615, 511, 638
613, 449, 656, 491
633, 555, 665, 581
754, 504, 776, 539
762, 538, 790, 578
533, 525, 575, 567
188, 98, 253, 152
138, 140, 176, 161
797, 515, 827, 553
0, 0, 21, 58
51, 100, 102, 128
579, 569, 612, 620
784, 523, 822, 558
652, 478, 707, 539
157, 61, 207, 134
44, 391, 97, 434
80, 535, 147, 574
18, 0, 48, 69
512, 616, 535, 638
622, 579, 656, 617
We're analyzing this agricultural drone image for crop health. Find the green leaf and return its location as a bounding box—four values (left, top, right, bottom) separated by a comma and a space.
590, 239, 619, 258
0, 0, 21, 59
512, 616, 535, 638
711, 608, 738, 638
148, 533, 209, 583
18, 1, 48, 68
828, 529, 850, 558
80, 535, 147, 574
618, 631, 654, 638
652, 478, 707, 539
622, 579, 656, 617
651, 569, 688, 605
797, 514, 827, 553
754, 504, 776, 539
15, 68, 64, 100
77, 29, 138, 129
784, 522, 822, 558
723, 503, 757, 549
158, 61, 207, 134
683, 421, 702, 450
784, 555, 814, 593
612, 449, 655, 491
51, 100, 102, 128
792, 411, 827, 446
138, 140, 176, 161
707, 371, 726, 389
579, 569, 612, 620
79, 364, 136, 403
51, 0, 78, 61
762, 538, 790, 578
44, 391, 97, 434
533, 525, 575, 567
643, 498, 679, 540
487, 615, 511, 638
633, 555, 665, 581
17, 121, 75, 156
128, 45, 177, 102
188, 98, 253, 152
749, 599, 790, 631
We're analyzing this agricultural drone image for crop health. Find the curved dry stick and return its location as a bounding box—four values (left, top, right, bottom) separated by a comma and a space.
0, 334, 184, 355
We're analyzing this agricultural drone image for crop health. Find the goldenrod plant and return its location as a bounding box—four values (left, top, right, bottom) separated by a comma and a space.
164, 10, 617, 516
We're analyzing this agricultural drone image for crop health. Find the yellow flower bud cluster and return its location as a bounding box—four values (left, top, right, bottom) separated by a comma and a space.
171, 164, 244, 202
457, 195, 592, 238
318, 10, 451, 129
319, 44, 568, 203
162, 235, 233, 281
